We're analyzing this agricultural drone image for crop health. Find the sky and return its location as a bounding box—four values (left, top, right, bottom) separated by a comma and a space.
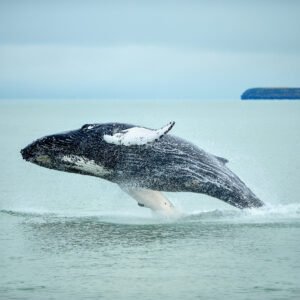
0, 0, 299, 100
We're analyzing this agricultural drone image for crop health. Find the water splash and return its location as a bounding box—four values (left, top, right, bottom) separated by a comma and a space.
188, 203, 300, 223
1, 202, 299, 225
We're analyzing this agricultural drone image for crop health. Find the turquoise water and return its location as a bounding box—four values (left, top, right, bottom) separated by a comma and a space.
0, 100, 300, 300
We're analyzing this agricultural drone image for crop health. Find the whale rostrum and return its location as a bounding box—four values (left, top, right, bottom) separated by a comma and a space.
21, 122, 264, 215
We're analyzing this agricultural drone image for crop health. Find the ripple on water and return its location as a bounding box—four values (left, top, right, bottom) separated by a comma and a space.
1, 202, 300, 225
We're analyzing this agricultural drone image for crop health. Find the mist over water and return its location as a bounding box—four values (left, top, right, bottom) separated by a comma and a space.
0, 100, 300, 300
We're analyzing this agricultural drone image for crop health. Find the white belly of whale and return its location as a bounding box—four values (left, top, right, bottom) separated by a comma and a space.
61, 155, 111, 177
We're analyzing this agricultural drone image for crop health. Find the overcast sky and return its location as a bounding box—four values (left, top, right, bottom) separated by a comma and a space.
0, 0, 299, 99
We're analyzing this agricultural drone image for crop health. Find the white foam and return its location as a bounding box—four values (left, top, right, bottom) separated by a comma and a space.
1, 202, 299, 225
188, 203, 300, 223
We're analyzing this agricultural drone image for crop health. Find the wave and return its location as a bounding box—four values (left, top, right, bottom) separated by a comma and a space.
0, 208, 174, 225
1, 203, 299, 225
187, 203, 300, 223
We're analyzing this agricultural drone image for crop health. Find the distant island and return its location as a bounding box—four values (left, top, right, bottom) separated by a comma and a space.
241, 88, 300, 100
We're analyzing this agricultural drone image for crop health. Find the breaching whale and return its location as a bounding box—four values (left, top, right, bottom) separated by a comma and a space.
21, 122, 264, 215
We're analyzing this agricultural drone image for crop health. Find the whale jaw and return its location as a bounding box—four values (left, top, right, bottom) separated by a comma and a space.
21, 145, 53, 168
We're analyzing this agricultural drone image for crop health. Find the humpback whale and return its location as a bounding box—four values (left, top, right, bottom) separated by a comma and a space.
21, 122, 264, 215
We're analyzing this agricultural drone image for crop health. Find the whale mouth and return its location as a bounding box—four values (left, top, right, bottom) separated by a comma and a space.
21, 145, 52, 165
21, 146, 34, 161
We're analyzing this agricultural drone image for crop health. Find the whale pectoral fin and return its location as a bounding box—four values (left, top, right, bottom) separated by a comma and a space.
103, 121, 175, 146
119, 186, 179, 216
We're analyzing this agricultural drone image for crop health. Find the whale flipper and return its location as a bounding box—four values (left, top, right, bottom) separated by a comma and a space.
120, 186, 179, 216
103, 121, 175, 146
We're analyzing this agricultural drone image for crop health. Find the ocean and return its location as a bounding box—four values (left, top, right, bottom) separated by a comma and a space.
0, 99, 299, 300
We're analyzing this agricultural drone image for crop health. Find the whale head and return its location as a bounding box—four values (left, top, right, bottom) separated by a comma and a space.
20, 123, 124, 177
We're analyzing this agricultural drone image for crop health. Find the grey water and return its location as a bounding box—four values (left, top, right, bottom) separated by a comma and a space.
0, 100, 300, 300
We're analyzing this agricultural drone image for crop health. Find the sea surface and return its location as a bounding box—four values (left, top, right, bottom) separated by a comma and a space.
0, 99, 300, 300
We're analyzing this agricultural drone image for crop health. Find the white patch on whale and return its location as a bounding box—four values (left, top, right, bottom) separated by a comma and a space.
103, 121, 175, 146
35, 155, 52, 165
120, 186, 181, 217
61, 155, 111, 176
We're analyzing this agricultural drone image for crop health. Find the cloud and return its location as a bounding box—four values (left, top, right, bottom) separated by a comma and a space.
0, 1, 300, 53
0, 1, 299, 99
